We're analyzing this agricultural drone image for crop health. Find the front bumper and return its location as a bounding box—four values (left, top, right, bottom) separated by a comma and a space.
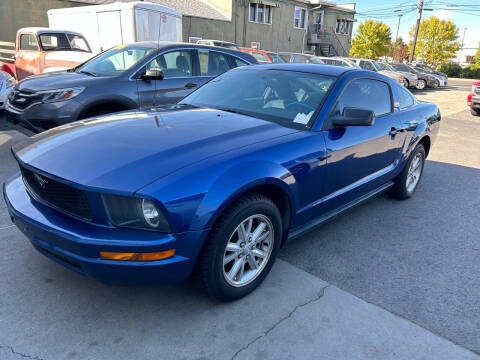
6, 98, 81, 132
471, 95, 480, 109
3, 175, 208, 285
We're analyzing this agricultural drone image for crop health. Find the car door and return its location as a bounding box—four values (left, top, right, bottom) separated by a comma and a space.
321, 78, 403, 207
136, 49, 197, 107
15, 33, 41, 80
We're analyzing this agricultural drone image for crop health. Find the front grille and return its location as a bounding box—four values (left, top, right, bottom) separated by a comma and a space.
21, 166, 93, 221
9, 89, 43, 110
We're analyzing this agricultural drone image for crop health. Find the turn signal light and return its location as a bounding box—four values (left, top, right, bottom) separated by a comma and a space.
100, 249, 175, 261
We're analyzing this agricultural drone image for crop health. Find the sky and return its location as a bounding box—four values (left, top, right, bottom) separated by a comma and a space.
336, 0, 480, 53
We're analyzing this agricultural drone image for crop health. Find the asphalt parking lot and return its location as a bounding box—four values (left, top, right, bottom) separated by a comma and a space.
0, 78, 479, 360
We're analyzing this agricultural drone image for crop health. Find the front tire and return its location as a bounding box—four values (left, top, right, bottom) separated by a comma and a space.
388, 144, 426, 200
416, 80, 426, 90
471, 107, 480, 116
197, 194, 282, 301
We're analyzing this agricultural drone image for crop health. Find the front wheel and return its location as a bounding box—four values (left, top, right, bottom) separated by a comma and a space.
197, 194, 282, 301
388, 144, 426, 200
434, 79, 440, 88
471, 107, 480, 116
416, 80, 426, 90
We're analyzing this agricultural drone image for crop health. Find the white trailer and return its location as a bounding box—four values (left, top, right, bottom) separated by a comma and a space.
48, 1, 182, 54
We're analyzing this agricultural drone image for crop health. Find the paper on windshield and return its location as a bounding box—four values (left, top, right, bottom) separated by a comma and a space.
293, 111, 314, 124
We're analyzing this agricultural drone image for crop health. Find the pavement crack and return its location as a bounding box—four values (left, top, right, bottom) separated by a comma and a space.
231, 285, 329, 360
0, 345, 46, 360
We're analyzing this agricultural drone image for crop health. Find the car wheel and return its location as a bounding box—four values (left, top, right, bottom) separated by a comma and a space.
402, 79, 409, 87
471, 107, 480, 116
197, 194, 282, 301
388, 144, 426, 200
416, 80, 426, 90
434, 79, 440, 88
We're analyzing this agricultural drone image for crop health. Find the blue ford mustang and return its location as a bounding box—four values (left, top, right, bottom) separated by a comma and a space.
4, 64, 440, 301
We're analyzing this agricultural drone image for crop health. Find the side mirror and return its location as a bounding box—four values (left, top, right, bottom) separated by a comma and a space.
142, 69, 164, 81
332, 107, 375, 127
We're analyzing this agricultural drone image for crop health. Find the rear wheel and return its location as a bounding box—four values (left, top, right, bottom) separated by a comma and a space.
197, 194, 282, 301
471, 107, 480, 116
388, 144, 426, 200
416, 80, 426, 90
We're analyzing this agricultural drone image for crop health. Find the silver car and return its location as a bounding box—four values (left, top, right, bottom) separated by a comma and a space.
350, 58, 405, 86
379, 62, 418, 89
0, 70, 15, 110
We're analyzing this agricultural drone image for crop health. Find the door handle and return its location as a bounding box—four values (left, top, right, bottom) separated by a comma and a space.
185, 82, 198, 89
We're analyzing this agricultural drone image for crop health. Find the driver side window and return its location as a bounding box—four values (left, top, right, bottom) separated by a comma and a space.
146, 50, 193, 78
333, 78, 392, 118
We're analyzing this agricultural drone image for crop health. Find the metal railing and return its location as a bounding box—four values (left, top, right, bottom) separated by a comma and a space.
308, 25, 349, 57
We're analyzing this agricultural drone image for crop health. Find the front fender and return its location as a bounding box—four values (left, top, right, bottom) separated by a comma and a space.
189, 160, 296, 231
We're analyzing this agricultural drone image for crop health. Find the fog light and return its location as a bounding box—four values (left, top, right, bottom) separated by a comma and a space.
100, 249, 175, 261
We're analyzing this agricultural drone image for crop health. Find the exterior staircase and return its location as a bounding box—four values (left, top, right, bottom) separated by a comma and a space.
308, 25, 349, 57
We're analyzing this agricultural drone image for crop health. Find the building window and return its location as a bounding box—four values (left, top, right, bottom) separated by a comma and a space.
336, 19, 350, 35
249, 3, 272, 24
294, 7, 307, 29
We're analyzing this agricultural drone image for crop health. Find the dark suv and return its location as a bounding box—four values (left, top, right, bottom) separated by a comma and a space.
390, 63, 436, 90
7, 42, 256, 132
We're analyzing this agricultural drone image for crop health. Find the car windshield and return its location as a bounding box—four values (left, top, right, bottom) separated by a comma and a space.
267, 53, 286, 63
76, 45, 156, 77
377, 62, 393, 71
415, 66, 432, 73
181, 69, 335, 129
371, 60, 383, 71
39, 33, 90, 52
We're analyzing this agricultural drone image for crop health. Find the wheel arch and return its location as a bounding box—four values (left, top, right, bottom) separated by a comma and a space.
418, 135, 431, 158
77, 96, 137, 120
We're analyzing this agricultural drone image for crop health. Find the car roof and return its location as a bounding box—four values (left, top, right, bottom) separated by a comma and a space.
17, 27, 84, 36
244, 63, 353, 76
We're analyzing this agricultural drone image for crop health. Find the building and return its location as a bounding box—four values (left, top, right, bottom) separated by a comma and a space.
0, 0, 355, 58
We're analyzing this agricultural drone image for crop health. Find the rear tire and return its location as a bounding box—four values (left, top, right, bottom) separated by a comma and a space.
388, 144, 426, 200
197, 194, 282, 301
471, 107, 480, 116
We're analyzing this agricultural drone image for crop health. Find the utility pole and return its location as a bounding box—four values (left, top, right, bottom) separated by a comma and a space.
393, 12, 403, 61
409, 0, 424, 62
461, 27, 467, 48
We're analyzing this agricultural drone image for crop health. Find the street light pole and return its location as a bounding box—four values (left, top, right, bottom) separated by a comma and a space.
409, 0, 424, 62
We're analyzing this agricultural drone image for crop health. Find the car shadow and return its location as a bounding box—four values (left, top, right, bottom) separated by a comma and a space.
280, 160, 480, 353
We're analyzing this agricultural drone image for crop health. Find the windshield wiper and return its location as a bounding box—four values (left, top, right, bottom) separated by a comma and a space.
78, 70, 97, 77
213, 106, 252, 117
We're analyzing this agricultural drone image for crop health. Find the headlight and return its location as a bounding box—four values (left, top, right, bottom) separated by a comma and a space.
40, 87, 85, 103
473, 86, 476, 93
102, 194, 171, 232
5, 77, 15, 88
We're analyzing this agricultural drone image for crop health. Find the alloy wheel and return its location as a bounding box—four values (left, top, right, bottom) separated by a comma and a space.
416, 80, 426, 90
222, 214, 274, 287
406, 153, 423, 193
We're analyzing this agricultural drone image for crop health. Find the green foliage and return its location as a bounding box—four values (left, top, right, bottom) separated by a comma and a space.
476, 44, 480, 64
409, 17, 460, 66
350, 20, 392, 59
439, 62, 480, 79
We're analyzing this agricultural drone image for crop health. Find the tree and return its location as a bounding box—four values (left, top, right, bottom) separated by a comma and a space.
349, 20, 392, 59
409, 17, 459, 67
392, 37, 409, 62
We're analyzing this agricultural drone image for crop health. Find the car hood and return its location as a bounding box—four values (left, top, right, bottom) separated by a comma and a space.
16, 71, 100, 92
12, 105, 298, 193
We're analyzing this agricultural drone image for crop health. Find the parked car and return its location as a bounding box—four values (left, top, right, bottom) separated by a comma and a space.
350, 58, 404, 85
263, 51, 287, 64
412, 65, 447, 87
4, 64, 440, 301
240, 48, 274, 63
0, 70, 15, 110
390, 63, 436, 90
6, 42, 256, 132
196, 40, 240, 50
381, 62, 418, 89
467, 80, 480, 116
413, 63, 448, 80
48, 1, 182, 54
278, 52, 324, 64
1, 28, 93, 81
315, 57, 360, 68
